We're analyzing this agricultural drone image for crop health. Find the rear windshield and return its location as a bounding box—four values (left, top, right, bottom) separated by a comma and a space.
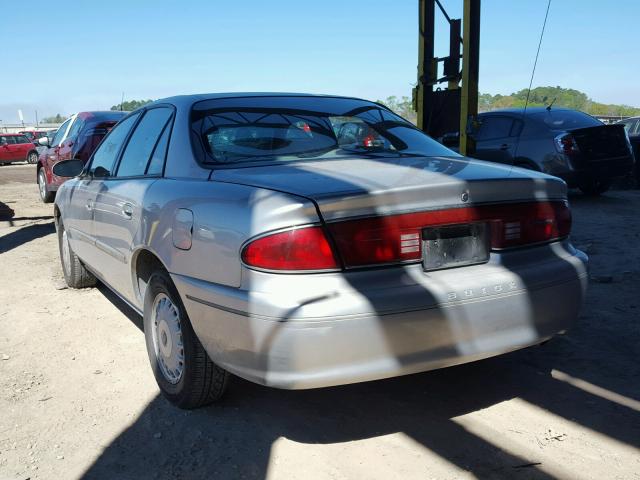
530, 110, 602, 130
191, 96, 458, 164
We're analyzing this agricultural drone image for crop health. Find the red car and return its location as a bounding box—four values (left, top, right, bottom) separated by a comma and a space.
37, 111, 126, 202
0, 133, 39, 165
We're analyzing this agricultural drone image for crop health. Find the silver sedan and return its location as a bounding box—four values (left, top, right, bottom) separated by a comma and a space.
53, 93, 588, 409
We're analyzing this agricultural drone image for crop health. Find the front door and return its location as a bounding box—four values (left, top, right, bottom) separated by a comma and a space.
91, 107, 173, 304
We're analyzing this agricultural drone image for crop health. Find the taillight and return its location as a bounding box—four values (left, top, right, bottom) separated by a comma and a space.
242, 202, 571, 272
327, 201, 571, 268
242, 226, 338, 271
554, 133, 580, 155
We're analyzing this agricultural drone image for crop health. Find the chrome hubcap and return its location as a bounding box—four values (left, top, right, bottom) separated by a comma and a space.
61, 229, 71, 275
38, 171, 46, 198
151, 293, 184, 384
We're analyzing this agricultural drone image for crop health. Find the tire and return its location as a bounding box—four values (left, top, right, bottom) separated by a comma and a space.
57, 221, 97, 288
38, 168, 55, 203
143, 270, 228, 409
27, 151, 38, 164
578, 178, 611, 196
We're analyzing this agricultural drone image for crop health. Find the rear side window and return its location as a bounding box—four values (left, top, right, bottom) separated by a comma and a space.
476, 116, 514, 140
90, 113, 140, 177
146, 121, 171, 175
116, 108, 173, 177
531, 110, 602, 130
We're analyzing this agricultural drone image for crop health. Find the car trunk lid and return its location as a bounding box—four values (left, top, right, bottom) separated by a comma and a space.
568, 124, 630, 161
212, 155, 567, 221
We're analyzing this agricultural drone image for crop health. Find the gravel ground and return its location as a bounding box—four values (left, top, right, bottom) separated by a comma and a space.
0, 163, 639, 480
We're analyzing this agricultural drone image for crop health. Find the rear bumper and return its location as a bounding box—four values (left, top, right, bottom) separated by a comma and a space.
173, 241, 588, 389
560, 154, 635, 186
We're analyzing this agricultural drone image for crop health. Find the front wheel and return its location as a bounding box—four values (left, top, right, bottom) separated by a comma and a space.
57, 221, 96, 288
38, 168, 54, 203
578, 178, 611, 196
27, 151, 38, 164
143, 270, 229, 409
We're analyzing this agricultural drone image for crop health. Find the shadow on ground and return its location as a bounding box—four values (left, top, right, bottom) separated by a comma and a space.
81, 286, 639, 480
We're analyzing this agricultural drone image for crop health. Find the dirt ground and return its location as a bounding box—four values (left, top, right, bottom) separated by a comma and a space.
0, 163, 638, 480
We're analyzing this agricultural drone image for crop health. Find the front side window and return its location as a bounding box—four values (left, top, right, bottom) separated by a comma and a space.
116, 108, 173, 177
51, 119, 71, 147
15, 135, 30, 144
191, 96, 457, 165
89, 113, 140, 177
66, 117, 84, 141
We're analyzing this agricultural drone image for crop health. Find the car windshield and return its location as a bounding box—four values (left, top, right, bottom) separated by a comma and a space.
191, 96, 458, 164
531, 110, 602, 130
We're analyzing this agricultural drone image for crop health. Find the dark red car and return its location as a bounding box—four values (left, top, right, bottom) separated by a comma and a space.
37, 111, 126, 202
0, 133, 39, 164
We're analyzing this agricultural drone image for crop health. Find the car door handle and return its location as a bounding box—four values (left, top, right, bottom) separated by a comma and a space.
500, 144, 510, 150
86, 200, 94, 211
121, 203, 133, 219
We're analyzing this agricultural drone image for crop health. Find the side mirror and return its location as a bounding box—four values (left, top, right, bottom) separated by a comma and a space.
52, 159, 84, 178
38, 137, 50, 147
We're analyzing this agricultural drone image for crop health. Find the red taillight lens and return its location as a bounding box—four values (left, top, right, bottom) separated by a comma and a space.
327, 201, 572, 268
242, 226, 338, 271
554, 133, 580, 155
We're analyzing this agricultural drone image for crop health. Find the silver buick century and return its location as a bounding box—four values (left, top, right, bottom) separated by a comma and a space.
53, 93, 588, 408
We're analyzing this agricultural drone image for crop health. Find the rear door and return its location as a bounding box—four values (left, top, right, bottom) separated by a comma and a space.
474, 115, 520, 164
13, 135, 33, 161
91, 107, 173, 302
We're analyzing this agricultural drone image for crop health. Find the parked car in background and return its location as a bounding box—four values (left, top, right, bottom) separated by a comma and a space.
616, 116, 640, 186
36, 111, 126, 202
19, 130, 50, 143
53, 93, 588, 409
0, 133, 39, 164
443, 108, 635, 195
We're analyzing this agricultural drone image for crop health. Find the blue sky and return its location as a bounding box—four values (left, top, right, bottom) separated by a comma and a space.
0, 0, 637, 123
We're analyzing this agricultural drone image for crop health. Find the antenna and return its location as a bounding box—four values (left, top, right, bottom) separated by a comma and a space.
512, 0, 552, 161
546, 97, 557, 111
120, 92, 125, 111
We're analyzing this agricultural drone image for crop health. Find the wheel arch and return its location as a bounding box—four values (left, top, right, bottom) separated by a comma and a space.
132, 247, 170, 305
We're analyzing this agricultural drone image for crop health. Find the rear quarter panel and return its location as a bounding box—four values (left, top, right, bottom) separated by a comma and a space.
138, 178, 320, 289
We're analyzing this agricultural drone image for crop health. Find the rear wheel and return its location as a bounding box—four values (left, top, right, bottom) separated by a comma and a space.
143, 270, 228, 409
578, 178, 611, 196
27, 151, 38, 164
38, 168, 54, 203
57, 221, 96, 288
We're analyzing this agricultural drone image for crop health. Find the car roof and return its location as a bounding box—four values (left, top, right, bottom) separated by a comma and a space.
480, 107, 578, 116
147, 92, 374, 108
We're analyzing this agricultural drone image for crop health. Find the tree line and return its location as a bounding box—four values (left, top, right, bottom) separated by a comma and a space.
378, 86, 640, 123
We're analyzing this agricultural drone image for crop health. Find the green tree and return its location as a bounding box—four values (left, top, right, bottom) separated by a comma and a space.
111, 99, 154, 111
42, 114, 68, 124
477, 86, 640, 116
376, 96, 417, 124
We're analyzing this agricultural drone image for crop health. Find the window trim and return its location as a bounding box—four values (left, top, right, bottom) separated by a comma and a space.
110, 104, 176, 180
